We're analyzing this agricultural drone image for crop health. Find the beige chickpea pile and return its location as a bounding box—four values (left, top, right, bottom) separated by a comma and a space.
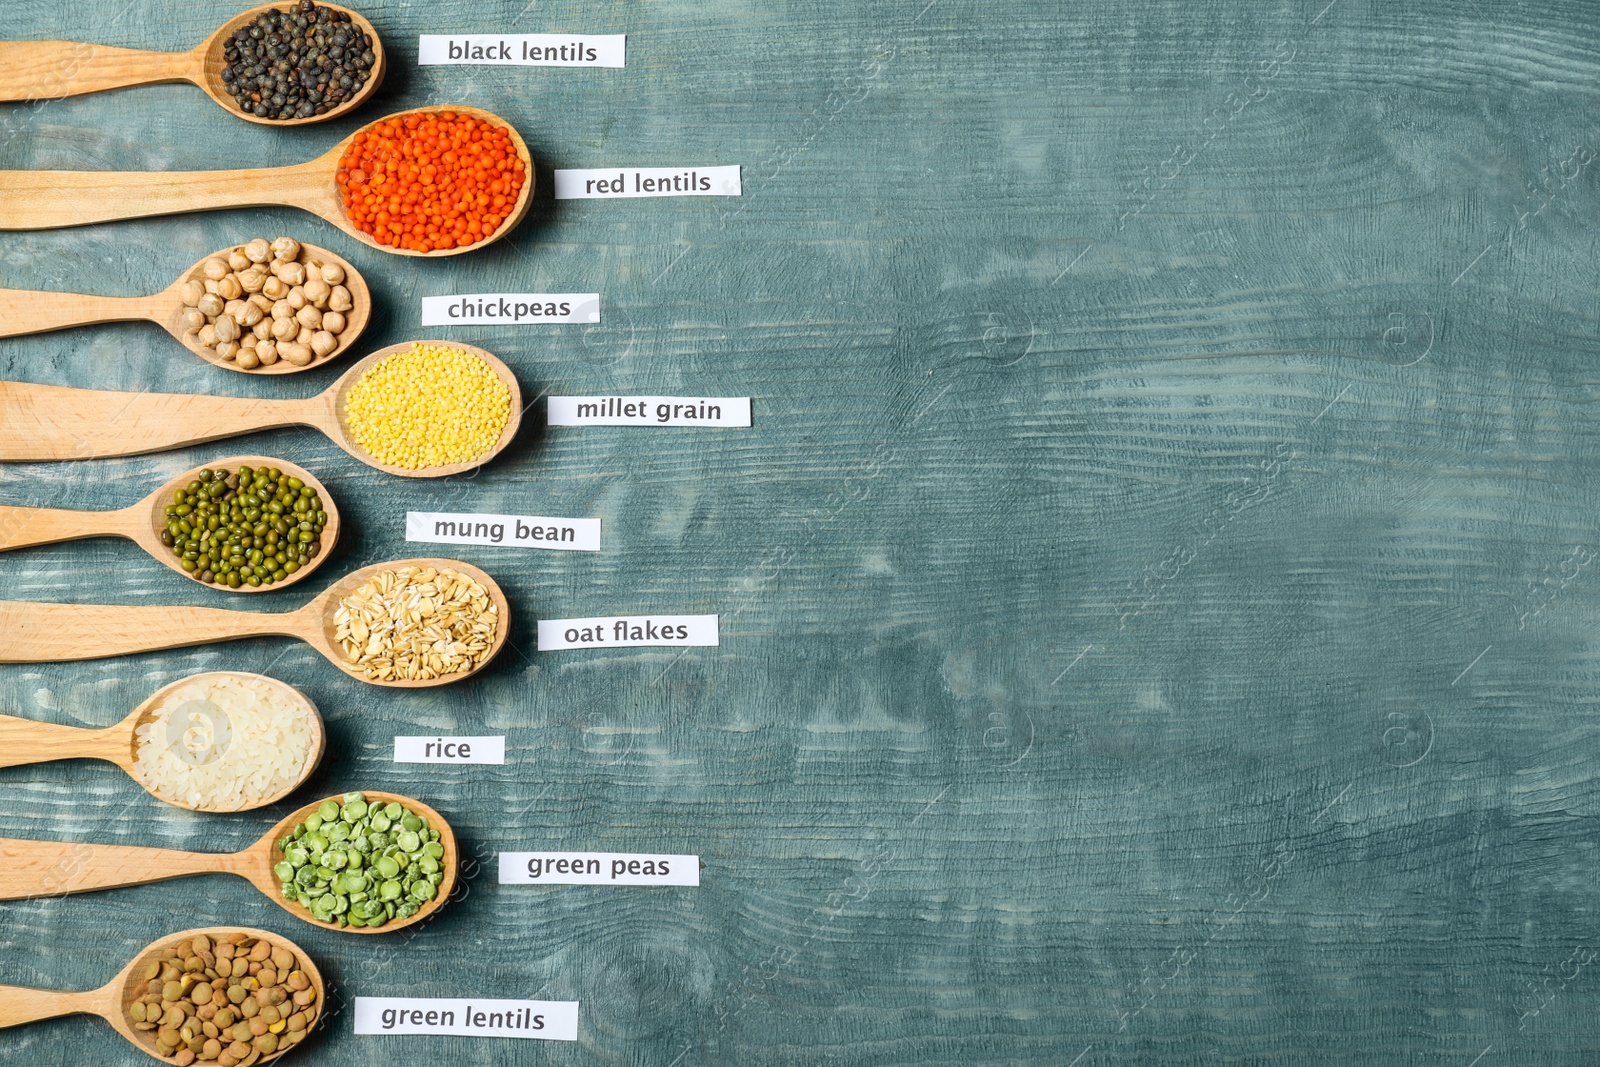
179, 237, 355, 370
333, 564, 500, 682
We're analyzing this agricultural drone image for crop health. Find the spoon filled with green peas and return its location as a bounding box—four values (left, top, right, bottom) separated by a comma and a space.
0, 456, 339, 593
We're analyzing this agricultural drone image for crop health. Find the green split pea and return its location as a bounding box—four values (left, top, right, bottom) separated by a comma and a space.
273, 791, 446, 929
162, 464, 328, 587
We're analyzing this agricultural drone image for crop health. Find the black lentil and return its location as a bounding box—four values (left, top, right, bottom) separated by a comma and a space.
221, 1, 376, 121
162, 465, 330, 588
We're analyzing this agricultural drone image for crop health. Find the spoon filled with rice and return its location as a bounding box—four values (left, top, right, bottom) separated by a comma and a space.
0, 671, 324, 812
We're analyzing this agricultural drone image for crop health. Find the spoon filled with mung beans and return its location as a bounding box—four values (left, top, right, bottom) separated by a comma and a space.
0, 558, 511, 688
0, 1, 384, 125
0, 671, 324, 813
0, 238, 371, 373
0, 792, 458, 934
0, 341, 523, 478
0, 457, 339, 592
0, 925, 324, 1064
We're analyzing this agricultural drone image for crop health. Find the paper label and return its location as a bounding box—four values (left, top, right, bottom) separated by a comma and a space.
393, 736, 506, 764
406, 512, 600, 552
547, 396, 751, 427
353, 998, 578, 1040
420, 294, 599, 326
499, 852, 700, 886
553, 166, 742, 199
417, 35, 624, 67
537, 615, 719, 650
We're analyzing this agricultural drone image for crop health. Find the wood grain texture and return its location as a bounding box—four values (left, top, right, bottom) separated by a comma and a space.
4, 0, 1600, 1064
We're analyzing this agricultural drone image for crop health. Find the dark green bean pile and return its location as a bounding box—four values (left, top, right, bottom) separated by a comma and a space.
162, 465, 328, 588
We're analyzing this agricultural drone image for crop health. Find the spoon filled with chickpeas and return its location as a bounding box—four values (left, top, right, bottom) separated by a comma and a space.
0, 926, 324, 1065
0, 237, 371, 374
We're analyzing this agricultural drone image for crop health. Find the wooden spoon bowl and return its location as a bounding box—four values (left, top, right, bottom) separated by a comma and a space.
0, 557, 513, 689
197, 2, 386, 126
0, 242, 371, 374
0, 106, 535, 258
260, 791, 459, 934
0, 671, 325, 812
0, 1, 384, 126
0, 455, 342, 593
0, 926, 325, 1060
0, 347, 523, 478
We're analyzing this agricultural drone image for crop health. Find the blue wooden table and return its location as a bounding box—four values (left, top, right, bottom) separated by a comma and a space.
3, 0, 1600, 1063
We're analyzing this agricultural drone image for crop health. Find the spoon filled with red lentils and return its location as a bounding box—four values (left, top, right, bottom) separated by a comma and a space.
0, 107, 533, 257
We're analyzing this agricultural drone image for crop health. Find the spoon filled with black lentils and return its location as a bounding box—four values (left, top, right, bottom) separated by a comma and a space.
218, 1, 382, 123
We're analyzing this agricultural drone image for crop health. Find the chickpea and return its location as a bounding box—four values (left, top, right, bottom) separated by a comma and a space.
197, 293, 224, 318
213, 315, 240, 343
179, 309, 206, 334
215, 340, 240, 361
262, 276, 289, 300
222, 299, 249, 320
237, 302, 265, 327
271, 300, 294, 321
256, 343, 280, 366
277, 260, 307, 287
328, 285, 353, 312
197, 323, 218, 347
236, 348, 261, 370
281, 342, 315, 366
272, 237, 301, 261
295, 326, 313, 345
271, 317, 299, 342
227, 250, 251, 272
295, 305, 322, 330
252, 317, 272, 340
286, 286, 307, 310
244, 239, 271, 263
179, 280, 206, 307
201, 258, 229, 281
320, 310, 345, 335
217, 275, 243, 300
247, 292, 273, 312
238, 268, 267, 293
310, 330, 338, 358
204, 279, 222, 296
240, 332, 258, 350
320, 262, 345, 285
303, 278, 331, 308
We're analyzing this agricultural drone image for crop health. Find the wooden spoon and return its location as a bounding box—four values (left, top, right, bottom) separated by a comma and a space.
0, 925, 325, 1061
0, 455, 342, 593
0, 671, 324, 812
0, 1, 384, 126
0, 342, 523, 477
0, 242, 372, 374
0, 106, 535, 258
0, 558, 510, 689
0, 792, 457, 935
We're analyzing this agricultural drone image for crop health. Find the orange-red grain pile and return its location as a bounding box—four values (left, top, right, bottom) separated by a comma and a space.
336, 110, 527, 253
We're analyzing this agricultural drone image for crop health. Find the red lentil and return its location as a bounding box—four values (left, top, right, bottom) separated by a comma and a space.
335, 110, 528, 253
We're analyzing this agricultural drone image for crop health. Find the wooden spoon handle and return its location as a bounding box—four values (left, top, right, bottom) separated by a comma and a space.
0, 380, 327, 462
0, 715, 122, 769
0, 504, 133, 550
0, 836, 233, 900
0, 160, 331, 231
0, 41, 198, 102
0, 289, 161, 338
0, 984, 106, 1029
0, 601, 307, 663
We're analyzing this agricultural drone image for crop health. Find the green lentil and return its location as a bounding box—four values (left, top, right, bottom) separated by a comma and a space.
275, 792, 445, 929
161, 465, 328, 587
